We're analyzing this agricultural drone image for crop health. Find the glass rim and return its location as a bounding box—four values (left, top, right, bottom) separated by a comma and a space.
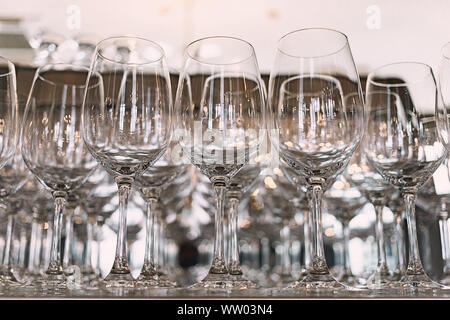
441, 42, 450, 60
35, 63, 91, 88
277, 27, 349, 59
367, 61, 433, 88
185, 35, 256, 66
0, 56, 15, 78
96, 35, 166, 66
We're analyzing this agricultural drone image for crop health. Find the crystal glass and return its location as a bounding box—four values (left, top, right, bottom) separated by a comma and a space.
176, 36, 266, 289
365, 62, 447, 291
0, 57, 18, 170
82, 36, 172, 289
437, 42, 450, 152
324, 174, 366, 287
21, 63, 98, 289
268, 28, 364, 290
135, 141, 188, 288
346, 148, 396, 289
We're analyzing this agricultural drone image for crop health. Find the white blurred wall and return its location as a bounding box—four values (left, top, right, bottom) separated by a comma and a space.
1, 0, 449, 73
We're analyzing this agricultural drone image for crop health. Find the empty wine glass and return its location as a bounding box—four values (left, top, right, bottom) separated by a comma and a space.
0, 57, 19, 171
346, 148, 396, 289
176, 36, 266, 289
437, 42, 450, 153
269, 28, 364, 290
135, 142, 188, 288
82, 36, 172, 289
21, 63, 98, 289
324, 174, 366, 286
365, 62, 447, 291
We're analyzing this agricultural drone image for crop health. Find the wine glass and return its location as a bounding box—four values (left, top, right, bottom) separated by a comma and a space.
0, 57, 19, 171
268, 28, 364, 290
82, 36, 172, 289
21, 63, 98, 289
175, 36, 266, 289
135, 141, 188, 288
365, 62, 447, 291
437, 42, 450, 153
324, 174, 366, 287
346, 148, 396, 289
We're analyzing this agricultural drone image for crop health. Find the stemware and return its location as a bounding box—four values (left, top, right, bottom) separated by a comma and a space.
135, 142, 188, 288
324, 174, 366, 286
364, 62, 447, 291
437, 42, 450, 152
346, 149, 396, 289
0, 57, 19, 170
82, 36, 172, 289
268, 28, 364, 290
21, 63, 98, 288
176, 36, 266, 289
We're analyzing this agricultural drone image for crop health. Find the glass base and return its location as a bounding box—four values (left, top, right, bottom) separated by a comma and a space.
339, 273, 366, 288
101, 272, 135, 289
0, 268, 23, 286
284, 272, 346, 291
189, 272, 231, 290
366, 269, 395, 289
394, 273, 444, 291
439, 273, 450, 286
227, 274, 259, 290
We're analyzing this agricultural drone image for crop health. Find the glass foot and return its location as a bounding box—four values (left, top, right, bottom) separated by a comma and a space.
439, 274, 450, 286
394, 273, 444, 291
189, 272, 231, 290
339, 273, 366, 288
284, 272, 346, 291
34, 273, 68, 289
228, 274, 259, 290
101, 272, 135, 289
366, 270, 395, 290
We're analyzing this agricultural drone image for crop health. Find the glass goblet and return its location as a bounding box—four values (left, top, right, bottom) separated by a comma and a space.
176, 36, 266, 289
21, 63, 98, 289
365, 62, 447, 291
82, 36, 172, 289
269, 28, 364, 291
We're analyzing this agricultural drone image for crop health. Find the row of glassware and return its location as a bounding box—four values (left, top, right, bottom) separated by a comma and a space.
0, 27, 450, 296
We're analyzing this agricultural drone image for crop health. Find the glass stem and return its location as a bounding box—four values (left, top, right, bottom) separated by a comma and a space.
46, 193, 67, 275
34, 222, 43, 274
303, 208, 311, 270
342, 219, 353, 276
280, 221, 291, 276
209, 182, 228, 274
374, 205, 389, 274
96, 222, 103, 277
309, 184, 328, 275
438, 202, 450, 274
111, 179, 132, 274
2, 214, 15, 272
395, 211, 406, 274
62, 209, 74, 270
260, 237, 270, 272
154, 211, 161, 274
27, 218, 38, 273
158, 217, 165, 275
403, 192, 425, 275
84, 217, 95, 273
229, 196, 242, 275
142, 197, 158, 275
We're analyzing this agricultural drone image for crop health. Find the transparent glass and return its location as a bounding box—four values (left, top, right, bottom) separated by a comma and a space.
0, 57, 18, 170
21, 63, 98, 289
346, 148, 396, 289
135, 141, 188, 288
437, 42, 450, 153
268, 28, 364, 291
82, 36, 172, 289
175, 36, 266, 289
365, 62, 447, 291
324, 174, 366, 287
